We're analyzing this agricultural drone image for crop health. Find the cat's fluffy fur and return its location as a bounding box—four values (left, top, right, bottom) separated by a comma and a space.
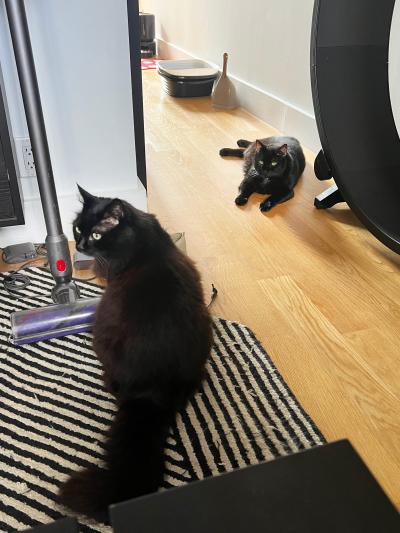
220, 136, 306, 211
58, 187, 213, 522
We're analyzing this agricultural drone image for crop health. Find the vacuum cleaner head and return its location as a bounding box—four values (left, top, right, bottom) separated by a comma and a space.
11, 297, 100, 345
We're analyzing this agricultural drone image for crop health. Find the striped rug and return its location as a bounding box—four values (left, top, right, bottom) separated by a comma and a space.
0, 267, 325, 532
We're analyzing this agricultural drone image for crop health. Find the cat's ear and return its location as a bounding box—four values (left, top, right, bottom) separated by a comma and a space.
99, 199, 125, 231
77, 184, 97, 205
277, 144, 288, 157
255, 140, 265, 153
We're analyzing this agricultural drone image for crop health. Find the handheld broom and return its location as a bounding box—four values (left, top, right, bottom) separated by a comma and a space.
212, 52, 238, 110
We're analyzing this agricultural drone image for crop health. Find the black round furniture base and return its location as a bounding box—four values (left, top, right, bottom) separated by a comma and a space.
311, 0, 400, 254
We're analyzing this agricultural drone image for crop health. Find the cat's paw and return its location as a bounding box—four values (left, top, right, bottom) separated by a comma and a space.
260, 200, 274, 212
219, 148, 230, 157
235, 195, 248, 206
237, 139, 250, 148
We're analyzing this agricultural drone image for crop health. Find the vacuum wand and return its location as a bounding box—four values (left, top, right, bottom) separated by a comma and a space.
5, 0, 79, 304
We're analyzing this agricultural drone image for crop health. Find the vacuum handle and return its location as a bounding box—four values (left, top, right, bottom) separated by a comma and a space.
5, 0, 63, 238
5, 0, 80, 303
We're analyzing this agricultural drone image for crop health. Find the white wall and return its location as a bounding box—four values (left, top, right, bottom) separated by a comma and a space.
0, 0, 147, 247
140, 0, 320, 150
390, 0, 400, 139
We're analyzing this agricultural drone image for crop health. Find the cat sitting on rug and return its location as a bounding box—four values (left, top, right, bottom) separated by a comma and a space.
59, 186, 213, 522
220, 136, 306, 212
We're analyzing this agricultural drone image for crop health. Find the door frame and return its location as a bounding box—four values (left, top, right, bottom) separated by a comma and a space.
127, 0, 147, 190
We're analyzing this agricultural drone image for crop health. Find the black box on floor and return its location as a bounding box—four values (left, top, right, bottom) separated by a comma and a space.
110, 440, 400, 533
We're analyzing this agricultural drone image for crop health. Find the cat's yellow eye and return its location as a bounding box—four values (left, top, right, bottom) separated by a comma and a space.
75, 227, 81, 235
92, 232, 102, 241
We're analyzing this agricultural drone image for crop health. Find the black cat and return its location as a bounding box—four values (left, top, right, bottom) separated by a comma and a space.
220, 136, 306, 212
59, 186, 213, 522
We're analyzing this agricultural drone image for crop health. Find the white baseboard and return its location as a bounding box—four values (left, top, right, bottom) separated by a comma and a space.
0, 180, 147, 247
157, 39, 321, 153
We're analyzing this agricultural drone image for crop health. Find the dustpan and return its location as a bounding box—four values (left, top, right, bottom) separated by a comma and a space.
212, 52, 238, 109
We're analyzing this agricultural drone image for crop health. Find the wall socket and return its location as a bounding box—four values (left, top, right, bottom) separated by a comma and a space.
15, 138, 36, 178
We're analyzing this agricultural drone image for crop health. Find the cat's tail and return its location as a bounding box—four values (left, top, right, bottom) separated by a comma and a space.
219, 139, 252, 158
219, 148, 245, 158
58, 398, 173, 523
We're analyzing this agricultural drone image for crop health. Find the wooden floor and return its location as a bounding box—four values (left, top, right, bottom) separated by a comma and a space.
0, 69, 398, 508
143, 70, 400, 506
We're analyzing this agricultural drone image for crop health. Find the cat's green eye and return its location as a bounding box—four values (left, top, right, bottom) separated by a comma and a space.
92, 232, 102, 241
271, 161, 278, 167
75, 227, 81, 235
258, 161, 264, 167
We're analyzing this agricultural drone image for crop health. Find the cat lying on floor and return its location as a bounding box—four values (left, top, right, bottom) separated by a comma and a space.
220, 136, 305, 212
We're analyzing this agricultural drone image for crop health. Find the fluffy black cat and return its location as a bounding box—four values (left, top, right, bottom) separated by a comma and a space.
220, 136, 306, 212
59, 186, 213, 522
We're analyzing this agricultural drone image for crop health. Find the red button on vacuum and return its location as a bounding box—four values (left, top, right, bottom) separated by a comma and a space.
56, 259, 66, 272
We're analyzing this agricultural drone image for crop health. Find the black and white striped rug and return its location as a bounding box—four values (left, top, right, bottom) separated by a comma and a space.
0, 267, 325, 532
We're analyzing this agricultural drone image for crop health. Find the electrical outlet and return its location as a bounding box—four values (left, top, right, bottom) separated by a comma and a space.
14, 137, 36, 177
22, 139, 36, 176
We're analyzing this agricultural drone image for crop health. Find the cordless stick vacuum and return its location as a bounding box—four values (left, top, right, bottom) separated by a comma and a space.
5, 0, 101, 345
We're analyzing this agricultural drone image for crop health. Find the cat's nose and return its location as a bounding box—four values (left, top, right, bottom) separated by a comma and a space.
76, 240, 85, 253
